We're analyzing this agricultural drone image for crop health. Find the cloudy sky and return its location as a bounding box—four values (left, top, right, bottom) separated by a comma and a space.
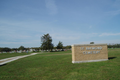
0, 0, 120, 48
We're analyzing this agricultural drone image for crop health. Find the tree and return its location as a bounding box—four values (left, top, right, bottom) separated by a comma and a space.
1, 47, 11, 52
18, 46, 25, 51
65, 45, 71, 49
12, 48, 18, 51
57, 41, 63, 49
90, 42, 94, 44
0, 47, 3, 52
41, 34, 54, 51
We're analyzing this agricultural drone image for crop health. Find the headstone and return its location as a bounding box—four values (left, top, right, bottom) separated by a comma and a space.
71, 44, 108, 63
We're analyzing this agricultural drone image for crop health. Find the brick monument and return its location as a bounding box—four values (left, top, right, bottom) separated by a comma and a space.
72, 44, 108, 63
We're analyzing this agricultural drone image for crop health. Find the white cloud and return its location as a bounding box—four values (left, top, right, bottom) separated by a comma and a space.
45, 0, 57, 15
99, 33, 120, 36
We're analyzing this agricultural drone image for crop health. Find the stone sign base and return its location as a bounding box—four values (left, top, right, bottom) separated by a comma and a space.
72, 59, 108, 63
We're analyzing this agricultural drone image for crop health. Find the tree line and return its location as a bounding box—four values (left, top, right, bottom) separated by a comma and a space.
0, 46, 40, 52
107, 44, 120, 48
0, 46, 71, 52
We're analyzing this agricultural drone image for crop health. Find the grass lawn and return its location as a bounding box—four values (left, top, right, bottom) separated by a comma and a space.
38, 50, 71, 55
0, 52, 33, 59
0, 49, 120, 80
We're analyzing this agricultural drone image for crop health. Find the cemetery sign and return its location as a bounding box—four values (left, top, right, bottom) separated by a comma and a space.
72, 44, 108, 63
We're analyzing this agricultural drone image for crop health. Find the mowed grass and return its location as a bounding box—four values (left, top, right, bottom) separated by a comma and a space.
38, 50, 71, 55
0, 49, 120, 80
0, 52, 32, 59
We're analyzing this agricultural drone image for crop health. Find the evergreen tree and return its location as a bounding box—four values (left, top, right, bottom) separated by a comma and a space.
57, 41, 63, 49
41, 34, 53, 51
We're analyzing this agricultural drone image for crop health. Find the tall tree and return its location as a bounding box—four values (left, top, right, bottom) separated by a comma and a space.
57, 41, 63, 49
41, 34, 53, 51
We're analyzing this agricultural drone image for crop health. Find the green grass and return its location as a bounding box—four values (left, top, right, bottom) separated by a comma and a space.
38, 50, 71, 55
0, 52, 33, 59
0, 49, 120, 80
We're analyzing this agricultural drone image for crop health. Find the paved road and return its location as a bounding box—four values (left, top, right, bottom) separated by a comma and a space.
0, 53, 38, 66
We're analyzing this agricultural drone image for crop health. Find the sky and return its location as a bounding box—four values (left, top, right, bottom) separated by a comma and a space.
0, 0, 120, 48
